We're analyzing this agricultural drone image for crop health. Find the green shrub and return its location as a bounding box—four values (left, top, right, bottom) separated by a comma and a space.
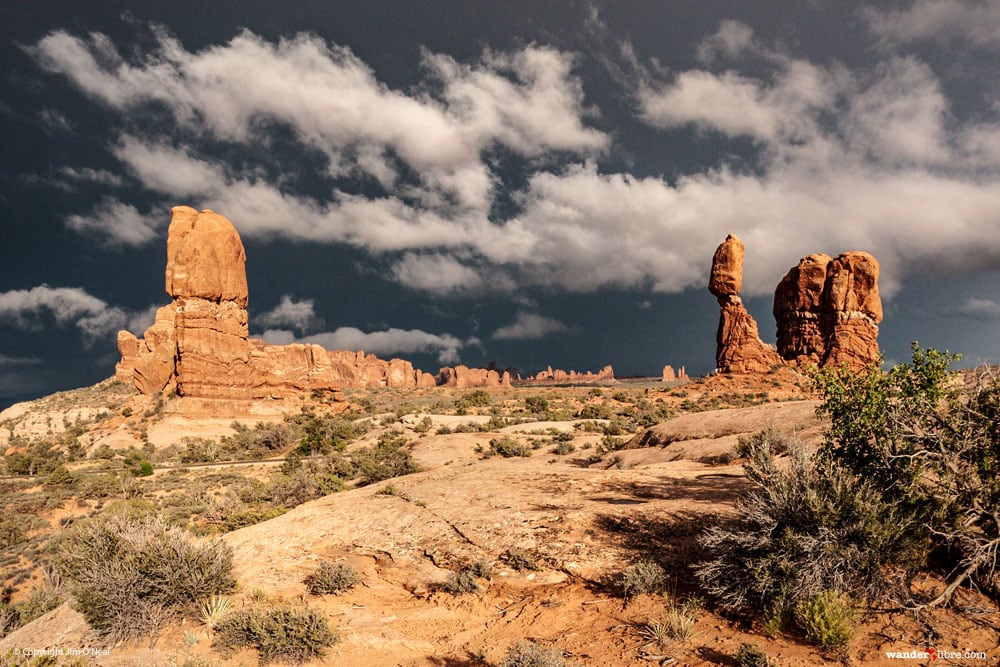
58, 515, 235, 641
524, 396, 549, 414
458, 390, 492, 408
123, 450, 154, 477
213, 606, 337, 664
734, 643, 772, 667
500, 640, 567, 667
304, 562, 361, 595
4, 438, 64, 476
794, 590, 857, 648
222, 422, 292, 459
488, 436, 531, 458
552, 441, 575, 455
577, 404, 612, 420
695, 440, 907, 622
814, 344, 1000, 599
618, 561, 666, 599
354, 432, 421, 485
285, 411, 363, 456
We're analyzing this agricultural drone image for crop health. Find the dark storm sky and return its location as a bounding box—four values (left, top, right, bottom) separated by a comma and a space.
2, 1, 1000, 408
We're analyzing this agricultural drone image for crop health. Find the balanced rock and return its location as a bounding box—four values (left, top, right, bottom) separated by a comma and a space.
709, 235, 782, 373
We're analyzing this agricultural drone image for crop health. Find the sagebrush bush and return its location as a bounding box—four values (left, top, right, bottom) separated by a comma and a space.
502, 548, 541, 572
488, 436, 532, 458
500, 640, 567, 667
354, 432, 421, 485
794, 590, 858, 648
213, 606, 337, 664
618, 561, 666, 599
58, 515, 235, 641
443, 568, 482, 595
304, 561, 361, 595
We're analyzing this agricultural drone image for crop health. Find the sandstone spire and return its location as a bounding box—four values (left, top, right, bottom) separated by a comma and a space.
709, 235, 782, 373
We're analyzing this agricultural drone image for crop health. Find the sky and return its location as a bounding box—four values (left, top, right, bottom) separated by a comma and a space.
2, 0, 1000, 408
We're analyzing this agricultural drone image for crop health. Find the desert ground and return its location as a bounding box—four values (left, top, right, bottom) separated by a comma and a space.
0, 369, 997, 666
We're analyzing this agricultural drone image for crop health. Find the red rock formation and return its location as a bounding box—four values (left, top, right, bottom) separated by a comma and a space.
709, 235, 782, 374
435, 365, 510, 388
774, 251, 882, 368
115, 207, 439, 399
522, 365, 615, 384
661, 365, 687, 381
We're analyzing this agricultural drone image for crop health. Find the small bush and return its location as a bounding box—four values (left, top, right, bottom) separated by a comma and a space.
662, 598, 698, 640
468, 558, 493, 578
213, 606, 337, 664
200, 594, 233, 629
524, 396, 549, 414
443, 568, 482, 595
58, 515, 235, 641
734, 427, 790, 459
794, 590, 857, 648
458, 390, 492, 408
618, 561, 666, 599
354, 432, 421, 485
735, 643, 772, 667
304, 562, 361, 595
577, 404, 612, 420
500, 640, 567, 667
502, 548, 541, 572
552, 440, 575, 455
488, 437, 531, 458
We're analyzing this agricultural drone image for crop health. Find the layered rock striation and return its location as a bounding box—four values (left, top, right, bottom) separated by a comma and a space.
708, 235, 782, 374
774, 251, 882, 368
117, 207, 440, 399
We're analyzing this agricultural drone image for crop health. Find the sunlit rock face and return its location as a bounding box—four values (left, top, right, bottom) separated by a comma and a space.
774, 251, 882, 369
709, 234, 782, 374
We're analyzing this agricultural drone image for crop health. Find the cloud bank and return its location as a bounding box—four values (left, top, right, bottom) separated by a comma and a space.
0, 285, 158, 344
26, 18, 1000, 300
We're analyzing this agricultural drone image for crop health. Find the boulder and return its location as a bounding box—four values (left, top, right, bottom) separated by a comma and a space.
708, 234, 745, 298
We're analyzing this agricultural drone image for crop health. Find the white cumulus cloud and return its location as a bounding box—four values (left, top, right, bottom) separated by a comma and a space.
300, 327, 468, 364
0, 284, 158, 344
492, 312, 568, 340
253, 295, 322, 334
866, 0, 1000, 49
